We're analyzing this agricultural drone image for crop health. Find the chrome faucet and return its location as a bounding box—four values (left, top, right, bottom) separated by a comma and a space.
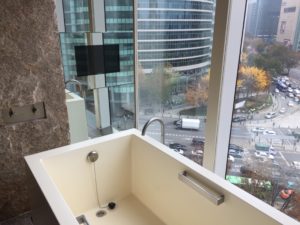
65, 79, 84, 97
142, 117, 165, 144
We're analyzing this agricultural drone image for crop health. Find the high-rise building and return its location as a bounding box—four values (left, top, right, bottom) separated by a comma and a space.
245, 0, 281, 40
276, 0, 300, 51
137, 0, 215, 85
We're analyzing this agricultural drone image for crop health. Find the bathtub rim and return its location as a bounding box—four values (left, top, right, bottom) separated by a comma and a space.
25, 128, 299, 225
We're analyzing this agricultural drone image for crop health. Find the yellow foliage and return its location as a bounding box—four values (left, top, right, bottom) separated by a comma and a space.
186, 73, 210, 106
238, 66, 270, 91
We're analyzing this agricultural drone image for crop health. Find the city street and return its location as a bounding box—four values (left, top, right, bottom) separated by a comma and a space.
139, 75, 300, 189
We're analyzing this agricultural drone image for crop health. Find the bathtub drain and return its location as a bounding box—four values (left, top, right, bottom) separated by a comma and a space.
96, 210, 106, 217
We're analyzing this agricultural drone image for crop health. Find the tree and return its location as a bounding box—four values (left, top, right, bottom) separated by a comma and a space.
185, 73, 209, 106
284, 192, 300, 221
138, 63, 179, 110
237, 66, 270, 95
254, 44, 300, 75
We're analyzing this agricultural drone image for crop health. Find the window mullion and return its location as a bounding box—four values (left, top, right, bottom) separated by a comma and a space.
203, 0, 247, 177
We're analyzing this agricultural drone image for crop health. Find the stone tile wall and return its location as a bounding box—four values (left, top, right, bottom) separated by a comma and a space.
0, 0, 69, 221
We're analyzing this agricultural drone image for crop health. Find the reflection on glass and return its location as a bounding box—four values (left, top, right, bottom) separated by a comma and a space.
137, 0, 216, 165
226, 0, 300, 221
109, 83, 135, 130
60, 0, 135, 138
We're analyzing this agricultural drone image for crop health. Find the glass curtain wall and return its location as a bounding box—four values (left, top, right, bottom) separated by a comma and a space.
225, 0, 300, 221
104, 0, 135, 130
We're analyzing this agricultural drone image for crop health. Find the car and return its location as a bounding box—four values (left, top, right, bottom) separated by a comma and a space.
174, 149, 184, 155
228, 155, 235, 163
254, 151, 274, 160
288, 101, 295, 107
263, 130, 276, 135
173, 119, 181, 125
229, 144, 244, 152
169, 143, 187, 151
269, 146, 277, 155
191, 150, 203, 156
232, 116, 246, 122
251, 127, 265, 133
294, 97, 299, 102
279, 107, 286, 114
288, 87, 293, 93
228, 149, 243, 158
294, 88, 300, 94
265, 112, 276, 119
275, 88, 279, 93
288, 92, 295, 98
240, 166, 253, 175
192, 138, 205, 146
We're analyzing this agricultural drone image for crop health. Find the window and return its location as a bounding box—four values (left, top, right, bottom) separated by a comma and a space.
224, 0, 300, 221
137, 0, 216, 166
284, 7, 296, 13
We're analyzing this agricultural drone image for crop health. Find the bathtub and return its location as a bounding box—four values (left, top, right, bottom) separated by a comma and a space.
25, 129, 298, 225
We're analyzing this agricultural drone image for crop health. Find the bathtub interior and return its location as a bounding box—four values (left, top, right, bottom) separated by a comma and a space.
41, 133, 280, 225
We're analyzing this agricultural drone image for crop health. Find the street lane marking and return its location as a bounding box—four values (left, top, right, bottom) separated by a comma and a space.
279, 151, 290, 166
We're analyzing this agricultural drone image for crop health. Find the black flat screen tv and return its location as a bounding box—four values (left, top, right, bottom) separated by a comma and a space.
75, 44, 120, 76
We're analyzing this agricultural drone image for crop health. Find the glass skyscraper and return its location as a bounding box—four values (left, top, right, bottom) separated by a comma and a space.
137, 0, 215, 84
104, 0, 135, 129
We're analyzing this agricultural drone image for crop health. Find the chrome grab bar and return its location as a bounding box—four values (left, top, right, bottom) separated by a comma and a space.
178, 171, 224, 205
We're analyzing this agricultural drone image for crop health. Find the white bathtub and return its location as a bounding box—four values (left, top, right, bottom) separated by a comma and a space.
25, 129, 298, 225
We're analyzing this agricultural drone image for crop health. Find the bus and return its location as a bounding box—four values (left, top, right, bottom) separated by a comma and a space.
255, 143, 270, 152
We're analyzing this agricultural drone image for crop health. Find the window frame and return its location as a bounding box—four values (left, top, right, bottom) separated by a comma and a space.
203, 0, 247, 177
134, 0, 248, 177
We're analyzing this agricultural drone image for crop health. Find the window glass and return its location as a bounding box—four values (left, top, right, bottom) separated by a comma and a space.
226, 0, 300, 221
137, 0, 216, 165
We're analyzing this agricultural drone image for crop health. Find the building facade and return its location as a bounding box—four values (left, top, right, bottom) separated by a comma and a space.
137, 0, 215, 87
245, 0, 281, 40
276, 0, 300, 51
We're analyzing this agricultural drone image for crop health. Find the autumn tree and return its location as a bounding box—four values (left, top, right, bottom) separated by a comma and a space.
185, 73, 209, 106
237, 66, 270, 96
284, 192, 300, 221
138, 63, 179, 109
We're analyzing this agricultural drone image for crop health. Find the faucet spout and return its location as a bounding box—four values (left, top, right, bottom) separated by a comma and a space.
65, 79, 84, 97
141, 117, 165, 144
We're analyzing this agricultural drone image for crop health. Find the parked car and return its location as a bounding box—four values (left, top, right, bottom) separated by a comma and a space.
265, 112, 276, 119
229, 149, 243, 158
255, 151, 274, 160
232, 116, 246, 122
191, 150, 203, 156
263, 130, 276, 135
192, 138, 205, 146
288, 101, 295, 107
229, 144, 244, 152
279, 107, 286, 114
228, 155, 235, 163
269, 146, 277, 155
169, 143, 187, 151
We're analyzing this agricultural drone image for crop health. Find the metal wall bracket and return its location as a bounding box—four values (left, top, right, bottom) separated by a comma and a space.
178, 171, 225, 205
2, 102, 46, 125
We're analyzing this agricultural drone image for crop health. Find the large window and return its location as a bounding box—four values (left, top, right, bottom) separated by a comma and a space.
225, 0, 300, 221
137, 0, 216, 166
